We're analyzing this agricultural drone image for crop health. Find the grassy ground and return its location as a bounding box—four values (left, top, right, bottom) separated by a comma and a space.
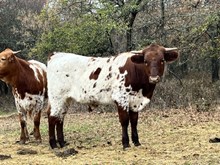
0, 107, 220, 165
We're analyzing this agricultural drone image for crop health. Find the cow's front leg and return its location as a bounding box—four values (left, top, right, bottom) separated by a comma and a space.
117, 106, 130, 149
33, 110, 42, 143
56, 119, 65, 148
129, 111, 141, 146
18, 112, 29, 144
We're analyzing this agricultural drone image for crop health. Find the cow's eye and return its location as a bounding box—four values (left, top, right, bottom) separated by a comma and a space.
161, 59, 165, 64
1, 58, 6, 61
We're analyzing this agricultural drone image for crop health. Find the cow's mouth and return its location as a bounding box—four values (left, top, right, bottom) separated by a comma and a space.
149, 76, 160, 84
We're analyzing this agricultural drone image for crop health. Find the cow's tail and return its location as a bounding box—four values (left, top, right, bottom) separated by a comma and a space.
48, 52, 55, 61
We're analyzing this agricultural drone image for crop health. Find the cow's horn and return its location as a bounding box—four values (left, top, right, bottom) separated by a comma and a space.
131, 50, 143, 54
165, 48, 178, 51
12, 50, 21, 54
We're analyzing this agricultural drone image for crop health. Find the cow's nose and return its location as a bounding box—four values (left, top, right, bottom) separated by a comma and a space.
149, 76, 160, 84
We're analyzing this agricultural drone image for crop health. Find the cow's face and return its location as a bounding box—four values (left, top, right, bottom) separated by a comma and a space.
131, 44, 179, 84
0, 49, 20, 79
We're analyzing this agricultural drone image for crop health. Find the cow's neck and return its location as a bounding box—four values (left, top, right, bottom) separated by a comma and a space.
4, 59, 24, 86
142, 83, 156, 99
2, 69, 19, 87
121, 64, 148, 89
119, 60, 157, 99
6, 58, 32, 96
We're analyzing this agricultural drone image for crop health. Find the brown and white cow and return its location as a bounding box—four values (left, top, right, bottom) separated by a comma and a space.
47, 44, 179, 149
0, 48, 47, 144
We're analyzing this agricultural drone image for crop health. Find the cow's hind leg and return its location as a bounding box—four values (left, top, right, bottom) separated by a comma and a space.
129, 111, 141, 146
48, 116, 58, 149
18, 112, 29, 144
118, 106, 130, 149
33, 110, 42, 143
48, 105, 58, 149
56, 119, 65, 148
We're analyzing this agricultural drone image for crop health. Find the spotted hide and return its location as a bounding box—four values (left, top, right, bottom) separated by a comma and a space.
47, 44, 179, 149
0, 48, 47, 144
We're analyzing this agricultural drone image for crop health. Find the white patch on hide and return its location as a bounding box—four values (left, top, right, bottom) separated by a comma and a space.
129, 90, 151, 112
14, 88, 47, 115
111, 71, 130, 111
28, 60, 47, 82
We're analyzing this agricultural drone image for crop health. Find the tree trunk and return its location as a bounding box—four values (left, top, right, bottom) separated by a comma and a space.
210, 15, 220, 82
160, 0, 166, 44
211, 56, 219, 82
125, 0, 142, 51
126, 12, 137, 51
180, 52, 188, 78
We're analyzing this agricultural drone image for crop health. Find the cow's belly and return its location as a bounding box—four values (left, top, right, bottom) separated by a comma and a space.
71, 88, 115, 105
14, 92, 45, 113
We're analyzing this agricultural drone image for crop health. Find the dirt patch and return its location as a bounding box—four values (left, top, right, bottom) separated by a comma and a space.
209, 137, 220, 143
0, 154, 11, 160
54, 148, 78, 158
1, 109, 220, 164
17, 148, 38, 155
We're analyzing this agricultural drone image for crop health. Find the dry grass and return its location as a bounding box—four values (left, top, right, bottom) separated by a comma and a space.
1, 107, 220, 165
151, 73, 220, 110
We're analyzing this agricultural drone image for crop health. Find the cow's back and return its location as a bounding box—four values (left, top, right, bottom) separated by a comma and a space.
47, 53, 91, 99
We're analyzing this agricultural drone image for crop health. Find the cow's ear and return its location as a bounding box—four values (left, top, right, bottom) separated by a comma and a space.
130, 54, 144, 64
8, 54, 15, 63
164, 51, 179, 63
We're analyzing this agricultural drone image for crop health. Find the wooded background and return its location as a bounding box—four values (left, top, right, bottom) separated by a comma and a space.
0, 0, 219, 110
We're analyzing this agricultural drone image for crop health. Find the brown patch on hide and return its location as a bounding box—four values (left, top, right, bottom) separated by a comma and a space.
89, 68, 102, 80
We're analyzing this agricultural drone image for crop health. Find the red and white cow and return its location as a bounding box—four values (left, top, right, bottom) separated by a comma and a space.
47, 44, 179, 149
0, 48, 47, 144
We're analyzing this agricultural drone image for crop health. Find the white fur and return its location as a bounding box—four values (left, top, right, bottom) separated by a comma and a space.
28, 60, 47, 82
14, 89, 46, 115
47, 52, 151, 119
29, 64, 40, 82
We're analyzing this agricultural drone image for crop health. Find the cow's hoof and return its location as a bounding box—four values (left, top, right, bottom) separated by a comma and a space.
123, 144, 131, 150
50, 140, 58, 149
58, 141, 69, 148
35, 139, 42, 144
50, 144, 58, 149
34, 135, 42, 142
133, 142, 141, 146
29, 131, 34, 135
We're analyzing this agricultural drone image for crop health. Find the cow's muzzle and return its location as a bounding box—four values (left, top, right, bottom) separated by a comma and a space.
149, 76, 160, 84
